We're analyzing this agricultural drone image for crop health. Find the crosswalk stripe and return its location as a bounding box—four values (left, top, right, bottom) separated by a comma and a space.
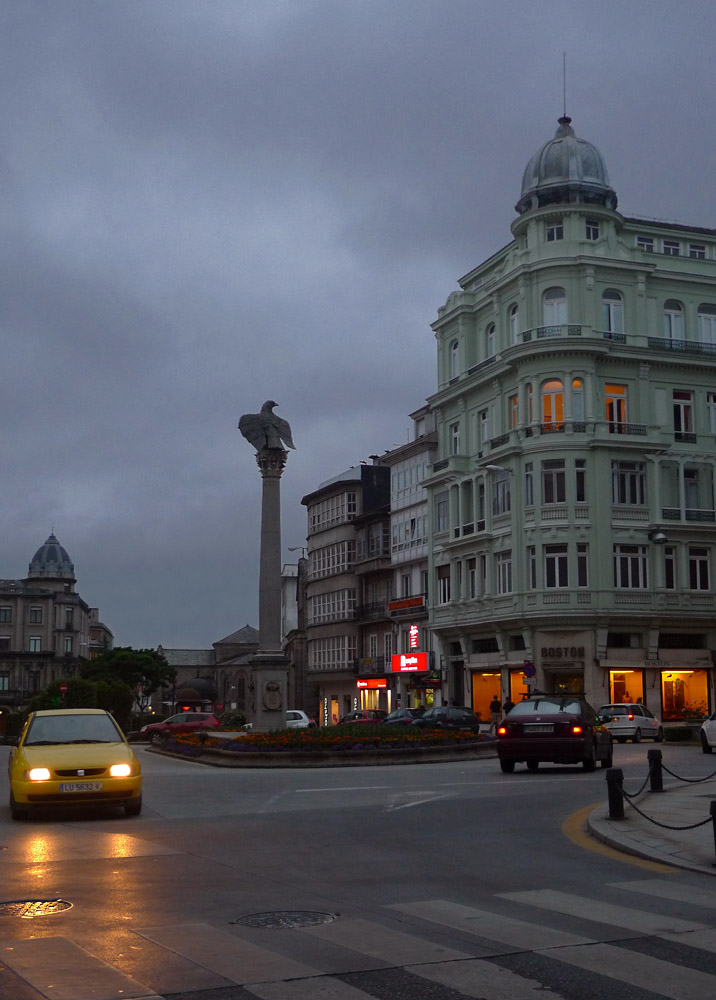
610, 879, 716, 909
0, 936, 161, 1000
245, 976, 381, 999
542, 940, 716, 1000
408, 956, 571, 999
386, 899, 594, 950
500, 888, 708, 934
660, 928, 716, 954
299, 916, 472, 965
134, 921, 321, 985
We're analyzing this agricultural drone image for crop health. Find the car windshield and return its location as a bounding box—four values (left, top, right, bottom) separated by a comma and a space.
24, 713, 123, 746
509, 699, 582, 716
599, 705, 627, 716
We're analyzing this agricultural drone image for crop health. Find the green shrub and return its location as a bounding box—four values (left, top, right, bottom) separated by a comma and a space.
664, 724, 699, 742
219, 709, 247, 728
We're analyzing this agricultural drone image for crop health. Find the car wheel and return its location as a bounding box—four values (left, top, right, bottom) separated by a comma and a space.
616, 737, 626, 744
124, 796, 142, 817
10, 793, 28, 821
701, 732, 713, 754
499, 759, 515, 773
632, 729, 641, 743
655, 727, 664, 743
601, 743, 614, 768
583, 743, 597, 772
526, 759, 539, 772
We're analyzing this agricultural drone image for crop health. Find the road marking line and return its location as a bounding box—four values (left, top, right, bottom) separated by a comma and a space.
0, 936, 161, 1000
300, 916, 471, 964
562, 804, 676, 872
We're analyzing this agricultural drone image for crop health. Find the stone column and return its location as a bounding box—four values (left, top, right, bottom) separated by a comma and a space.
248, 447, 290, 731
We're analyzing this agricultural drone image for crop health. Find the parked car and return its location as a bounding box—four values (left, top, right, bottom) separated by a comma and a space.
337, 709, 387, 725
8, 708, 142, 820
286, 710, 317, 729
700, 711, 716, 753
413, 706, 481, 733
140, 711, 221, 745
383, 708, 424, 726
497, 694, 613, 773
597, 703, 663, 743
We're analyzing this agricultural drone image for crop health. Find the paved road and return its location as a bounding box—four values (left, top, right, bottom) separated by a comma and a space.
1, 742, 715, 999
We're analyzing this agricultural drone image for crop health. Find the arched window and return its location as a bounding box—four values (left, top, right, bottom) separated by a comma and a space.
541, 379, 564, 431
486, 323, 496, 358
664, 300, 684, 340
602, 289, 624, 334
543, 288, 567, 326
698, 304, 716, 345
572, 378, 584, 422
450, 340, 459, 379
509, 304, 520, 344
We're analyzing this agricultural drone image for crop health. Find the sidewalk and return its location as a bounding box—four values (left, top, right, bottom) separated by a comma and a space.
588, 774, 716, 875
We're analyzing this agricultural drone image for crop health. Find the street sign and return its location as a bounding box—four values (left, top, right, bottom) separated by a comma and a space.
59, 683, 68, 693
523, 661, 536, 678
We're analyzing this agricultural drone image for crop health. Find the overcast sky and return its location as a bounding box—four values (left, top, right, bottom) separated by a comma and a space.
2, 0, 715, 649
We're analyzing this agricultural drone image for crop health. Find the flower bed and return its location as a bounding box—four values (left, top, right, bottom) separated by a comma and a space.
175, 723, 489, 754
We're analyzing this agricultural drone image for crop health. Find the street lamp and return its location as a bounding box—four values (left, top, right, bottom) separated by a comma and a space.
288, 546, 307, 558
485, 464, 514, 475
648, 529, 668, 545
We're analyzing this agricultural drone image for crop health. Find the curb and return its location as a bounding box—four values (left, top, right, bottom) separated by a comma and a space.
149, 741, 499, 768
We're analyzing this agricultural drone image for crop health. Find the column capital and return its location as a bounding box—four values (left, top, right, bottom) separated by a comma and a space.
255, 447, 288, 478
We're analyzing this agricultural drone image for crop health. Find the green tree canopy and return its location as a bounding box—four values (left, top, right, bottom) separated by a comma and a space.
80, 647, 175, 702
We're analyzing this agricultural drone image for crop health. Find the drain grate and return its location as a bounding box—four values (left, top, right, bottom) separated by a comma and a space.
0, 899, 73, 919
232, 910, 336, 929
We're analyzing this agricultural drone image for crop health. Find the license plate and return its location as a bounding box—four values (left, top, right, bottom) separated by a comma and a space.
523, 724, 553, 734
60, 782, 103, 793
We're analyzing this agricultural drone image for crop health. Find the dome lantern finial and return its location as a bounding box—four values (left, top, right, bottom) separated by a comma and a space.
515, 115, 617, 215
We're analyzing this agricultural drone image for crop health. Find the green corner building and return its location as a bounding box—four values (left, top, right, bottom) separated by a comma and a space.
426, 115, 716, 727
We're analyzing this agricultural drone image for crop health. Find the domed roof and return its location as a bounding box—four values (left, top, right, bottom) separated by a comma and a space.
516, 116, 617, 215
28, 532, 76, 581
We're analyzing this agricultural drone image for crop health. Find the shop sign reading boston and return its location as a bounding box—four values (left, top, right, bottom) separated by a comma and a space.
541, 646, 585, 658
391, 652, 428, 673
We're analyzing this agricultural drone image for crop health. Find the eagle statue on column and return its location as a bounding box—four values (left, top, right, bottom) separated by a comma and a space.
239, 400, 296, 452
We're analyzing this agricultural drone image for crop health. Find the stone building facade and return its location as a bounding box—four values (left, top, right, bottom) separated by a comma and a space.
425, 115, 716, 724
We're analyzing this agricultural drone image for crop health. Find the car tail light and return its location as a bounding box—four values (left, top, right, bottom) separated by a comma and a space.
497, 725, 507, 736
571, 725, 583, 735
627, 714, 634, 720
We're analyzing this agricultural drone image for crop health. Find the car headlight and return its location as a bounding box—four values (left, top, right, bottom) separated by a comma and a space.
109, 763, 132, 777
28, 767, 51, 781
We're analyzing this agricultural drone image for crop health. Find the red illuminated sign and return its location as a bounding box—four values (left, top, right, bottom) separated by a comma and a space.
409, 624, 419, 649
391, 652, 429, 673
388, 595, 426, 611
357, 678, 388, 689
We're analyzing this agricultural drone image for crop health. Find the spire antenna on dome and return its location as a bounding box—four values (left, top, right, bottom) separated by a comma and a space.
562, 51, 567, 120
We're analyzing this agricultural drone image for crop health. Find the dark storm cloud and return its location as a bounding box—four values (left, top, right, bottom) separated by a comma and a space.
2, 0, 716, 647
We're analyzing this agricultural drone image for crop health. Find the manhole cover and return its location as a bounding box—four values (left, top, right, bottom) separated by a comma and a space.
0, 899, 73, 919
233, 910, 336, 929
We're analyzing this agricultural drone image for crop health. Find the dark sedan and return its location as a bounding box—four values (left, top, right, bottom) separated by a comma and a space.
413, 706, 481, 733
383, 708, 424, 726
497, 694, 613, 772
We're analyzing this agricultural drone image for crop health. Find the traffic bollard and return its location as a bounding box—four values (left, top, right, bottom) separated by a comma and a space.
606, 767, 624, 820
711, 802, 716, 867
648, 748, 664, 792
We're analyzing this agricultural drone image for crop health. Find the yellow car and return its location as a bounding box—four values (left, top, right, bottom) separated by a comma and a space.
8, 708, 142, 820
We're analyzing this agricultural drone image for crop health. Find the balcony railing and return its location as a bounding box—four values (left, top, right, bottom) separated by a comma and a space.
648, 336, 716, 356
607, 422, 647, 436
662, 507, 716, 522
354, 601, 390, 621
522, 324, 583, 342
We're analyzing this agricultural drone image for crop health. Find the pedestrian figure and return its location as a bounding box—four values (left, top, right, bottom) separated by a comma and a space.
489, 695, 502, 733
503, 696, 515, 715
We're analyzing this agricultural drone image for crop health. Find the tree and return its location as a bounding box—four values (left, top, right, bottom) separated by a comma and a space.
80, 647, 175, 711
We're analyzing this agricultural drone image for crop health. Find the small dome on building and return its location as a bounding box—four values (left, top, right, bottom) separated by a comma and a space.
516, 116, 617, 215
28, 532, 76, 581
